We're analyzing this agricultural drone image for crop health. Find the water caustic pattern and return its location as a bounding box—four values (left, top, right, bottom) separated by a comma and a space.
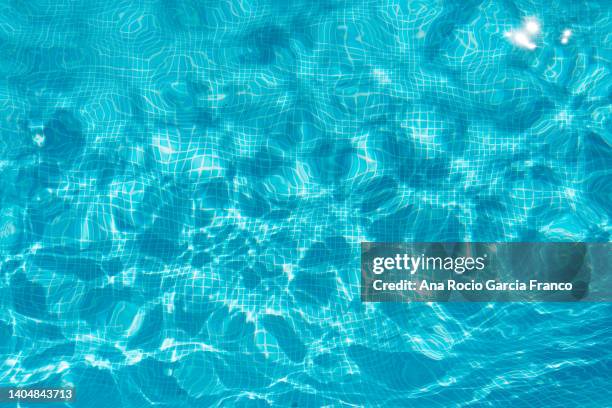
0, 0, 610, 406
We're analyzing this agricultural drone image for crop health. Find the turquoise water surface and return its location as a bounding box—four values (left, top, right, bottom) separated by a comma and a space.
0, 0, 611, 406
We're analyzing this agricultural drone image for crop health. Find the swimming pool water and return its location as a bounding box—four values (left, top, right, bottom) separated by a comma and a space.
0, 0, 611, 406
